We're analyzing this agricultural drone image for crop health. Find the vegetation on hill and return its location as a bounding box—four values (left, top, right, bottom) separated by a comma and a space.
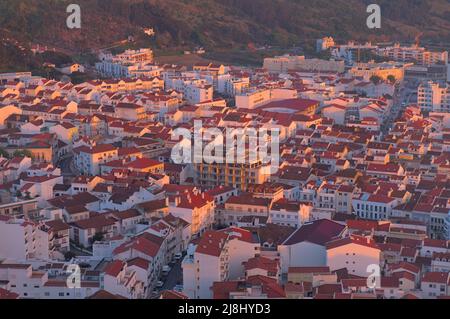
0, 0, 450, 70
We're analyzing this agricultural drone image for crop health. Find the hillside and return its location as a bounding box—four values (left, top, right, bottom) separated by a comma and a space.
1, 0, 450, 70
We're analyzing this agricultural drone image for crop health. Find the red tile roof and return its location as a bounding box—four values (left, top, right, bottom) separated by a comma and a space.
283, 219, 346, 246
326, 234, 380, 250
243, 256, 279, 273
104, 260, 126, 277
196, 231, 229, 257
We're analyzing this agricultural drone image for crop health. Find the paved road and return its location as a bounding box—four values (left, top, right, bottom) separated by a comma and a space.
161, 259, 183, 291
381, 81, 417, 137
58, 155, 78, 177
148, 258, 183, 299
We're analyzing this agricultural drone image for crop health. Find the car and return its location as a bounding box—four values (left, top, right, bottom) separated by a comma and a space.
174, 253, 183, 260
156, 281, 164, 288
162, 265, 171, 276
174, 285, 184, 293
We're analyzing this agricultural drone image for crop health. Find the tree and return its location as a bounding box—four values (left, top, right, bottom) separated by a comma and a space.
12, 149, 32, 158
64, 251, 76, 261
370, 75, 382, 85
0, 148, 9, 158
92, 233, 104, 243
387, 75, 396, 84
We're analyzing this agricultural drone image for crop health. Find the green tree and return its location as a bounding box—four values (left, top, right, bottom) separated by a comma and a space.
92, 233, 104, 243
387, 75, 396, 84
64, 251, 76, 261
12, 149, 33, 158
0, 148, 9, 158
370, 75, 382, 85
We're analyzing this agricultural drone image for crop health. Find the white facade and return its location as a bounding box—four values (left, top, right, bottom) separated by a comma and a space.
0, 219, 50, 261
445, 212, 450, 240
353, 195, 398, 220
268, 204, 311, 228
418, 81, 450, 113
278, 242, 327, 273
326, 240, 381, 277
235, 88, 297, 109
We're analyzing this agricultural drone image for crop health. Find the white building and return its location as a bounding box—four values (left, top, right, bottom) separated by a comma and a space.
278, 219, 346, 273
316, 37, 335, 52
182, 227, 259, 299
73, 144, 118, 176
418, 81, 450, 113
0, 262, 101, 299
326, 235, 381, 277
377, 44, 448, 66
217, 74, 250, 97
168, 192, 215, 238
103, 260, 146, 299
165, 77, 213, 105
235, 88, 297, 109
268, 199, 311, 228
353, 194, 399, 220
182, 231, 229, 299
263, 55, 345, 73
420, 272, 450, 299
445, 212, 450, 240
0, 217, 50, 261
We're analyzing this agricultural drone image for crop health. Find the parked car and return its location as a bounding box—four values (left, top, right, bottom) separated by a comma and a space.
162, 265, 171, 276
156, 281, 164, 288
174, 285, 184, 293
174, 253, 183, 260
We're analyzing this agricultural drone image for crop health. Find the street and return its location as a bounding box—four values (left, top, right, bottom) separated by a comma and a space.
149, 258, 183, 299
58, 155, 78, 177
381, 80, 418, 137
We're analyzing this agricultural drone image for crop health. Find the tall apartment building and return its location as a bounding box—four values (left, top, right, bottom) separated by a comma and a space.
112, 49, 154, 64
0, 217, 50, 260
164, 77, 213, 104
0, 261, 100, 299
182, 228, 259, 299
316, 37, 335, 52
95, 48, 157, 78
235, 88, 297, 109
377, 44, 448, 66
349, 61, 412, 82
445, 212, 450, 240
168, 191, 215, 238
194, 161, 272, 192
263, 55, 345, 73
417, 81, 450, 113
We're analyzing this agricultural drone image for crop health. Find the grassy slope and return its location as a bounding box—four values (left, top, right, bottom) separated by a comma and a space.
0, 0, 449, 70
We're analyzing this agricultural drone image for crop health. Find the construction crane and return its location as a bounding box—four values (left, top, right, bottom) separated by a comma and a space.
415, 32, 423, 47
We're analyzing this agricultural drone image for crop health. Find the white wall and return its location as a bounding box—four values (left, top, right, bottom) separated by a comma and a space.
326, 243, 380, 277
278, 242, 326, 273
